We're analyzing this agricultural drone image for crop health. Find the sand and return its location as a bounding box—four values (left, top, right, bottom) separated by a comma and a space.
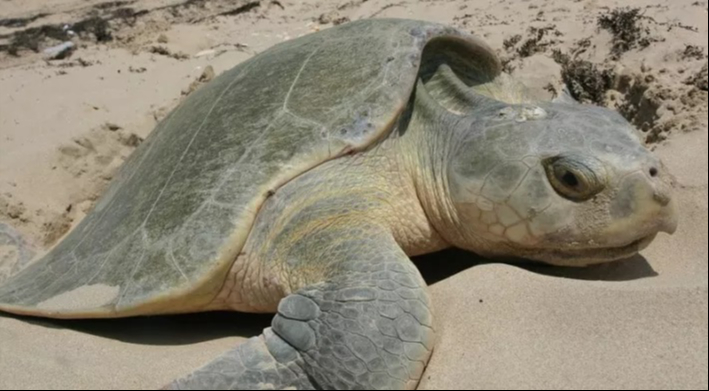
0, 0, 707, 389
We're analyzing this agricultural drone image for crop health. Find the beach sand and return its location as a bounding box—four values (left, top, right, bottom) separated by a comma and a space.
0, 0, 707, 389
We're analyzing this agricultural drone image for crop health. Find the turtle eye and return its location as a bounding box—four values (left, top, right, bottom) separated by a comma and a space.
544, 156, 605, 202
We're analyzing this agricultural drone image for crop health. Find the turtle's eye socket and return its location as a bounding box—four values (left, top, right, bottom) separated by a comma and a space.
544, 156, 605, 202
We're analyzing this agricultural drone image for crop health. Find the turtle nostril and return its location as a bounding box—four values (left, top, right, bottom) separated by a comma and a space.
649, 167, 659, 178
653, 190, 672, 207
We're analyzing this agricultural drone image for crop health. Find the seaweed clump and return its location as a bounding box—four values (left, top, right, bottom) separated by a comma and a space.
598, 8, 653, 59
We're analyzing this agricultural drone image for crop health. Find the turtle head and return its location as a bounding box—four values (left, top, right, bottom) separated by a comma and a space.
444, 101, 678, 266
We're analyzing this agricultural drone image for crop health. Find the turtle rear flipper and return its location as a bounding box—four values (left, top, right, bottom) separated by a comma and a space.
0, 222, 35, 285
166, 330, 318, 390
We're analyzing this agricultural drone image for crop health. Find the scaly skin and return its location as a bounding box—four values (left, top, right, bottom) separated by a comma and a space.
172, 67, 677, 389
178, 224, 434, 390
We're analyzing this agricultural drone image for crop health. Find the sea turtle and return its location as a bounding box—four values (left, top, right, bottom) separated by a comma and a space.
0, 19, 678, 390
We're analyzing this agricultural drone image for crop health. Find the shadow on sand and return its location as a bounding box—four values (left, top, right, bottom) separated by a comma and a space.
414, 248, 658, 285
0, 248, 657, 346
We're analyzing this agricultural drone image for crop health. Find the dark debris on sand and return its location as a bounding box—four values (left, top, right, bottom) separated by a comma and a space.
5, 16, 112, 56
502, 25, 562, 59
553, 51, 616, 106
0, 0, 264, 56
686, 63, 708, 91
0, 13, 50, 29
563, 61, 616, 106
597, 8, 656, 59
682, 45, 706, 61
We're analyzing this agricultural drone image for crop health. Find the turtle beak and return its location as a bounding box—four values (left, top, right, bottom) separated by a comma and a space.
658, 198, 679, 235
604, 166, 679, 245
649, 163, 679, 235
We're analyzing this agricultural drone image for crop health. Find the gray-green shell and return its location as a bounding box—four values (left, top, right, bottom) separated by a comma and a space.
0, 19, 499, 318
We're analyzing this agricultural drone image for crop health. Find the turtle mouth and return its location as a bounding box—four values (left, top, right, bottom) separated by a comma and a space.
595, 234, 656, 257
518, 234, 658, 266
577, 234, 656, 256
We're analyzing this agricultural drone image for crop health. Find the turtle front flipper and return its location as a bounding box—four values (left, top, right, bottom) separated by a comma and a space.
171, 231, 434, 390
167, 330, 317, 390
